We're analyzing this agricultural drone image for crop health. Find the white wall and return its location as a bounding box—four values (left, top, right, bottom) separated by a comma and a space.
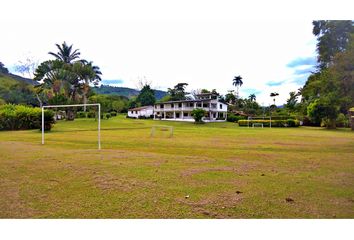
128, 107, 154, 118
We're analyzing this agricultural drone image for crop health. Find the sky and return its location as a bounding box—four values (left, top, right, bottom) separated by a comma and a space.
0, 0, 351, 105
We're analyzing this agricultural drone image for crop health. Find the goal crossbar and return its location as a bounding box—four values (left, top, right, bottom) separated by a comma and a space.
41, 103, 101, 150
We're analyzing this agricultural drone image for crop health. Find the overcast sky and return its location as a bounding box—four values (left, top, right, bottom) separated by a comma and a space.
1, 0, 351, 105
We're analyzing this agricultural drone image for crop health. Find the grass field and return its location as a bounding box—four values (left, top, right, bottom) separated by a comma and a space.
0, 115, 353, 218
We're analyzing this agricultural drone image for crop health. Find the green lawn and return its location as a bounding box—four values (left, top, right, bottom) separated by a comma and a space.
0, 115, 353, 218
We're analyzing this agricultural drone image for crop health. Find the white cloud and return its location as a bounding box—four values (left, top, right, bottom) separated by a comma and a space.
2, 1, 339, 105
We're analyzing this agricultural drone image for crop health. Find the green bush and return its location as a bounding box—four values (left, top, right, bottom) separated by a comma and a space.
76, 111, 87, 118
87, 111, 96, 118
336, 113, 348, 128
238, 119, 300, 127
0, 104, 55, 131
110, 111, 117, 117
191, 108, 207, 123
105, 113, 111, 119
227, 113, 246, 122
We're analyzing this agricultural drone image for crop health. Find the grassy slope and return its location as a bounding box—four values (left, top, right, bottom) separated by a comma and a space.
0, 116, 353, 218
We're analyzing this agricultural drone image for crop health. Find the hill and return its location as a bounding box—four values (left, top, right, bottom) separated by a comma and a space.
0, 73, 38, 105
93, 85, 167, 99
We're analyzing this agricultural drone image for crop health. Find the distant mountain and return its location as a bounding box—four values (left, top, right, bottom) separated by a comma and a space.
7, 73, 39, 86
0, 72, 38, 105
93, 85, 167, 99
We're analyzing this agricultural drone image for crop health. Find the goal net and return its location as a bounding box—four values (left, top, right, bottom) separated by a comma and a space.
150, 125, 174, 138
41, 103, 101, 149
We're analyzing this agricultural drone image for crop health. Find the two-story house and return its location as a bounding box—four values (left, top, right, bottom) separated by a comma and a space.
153, 93, 228, 122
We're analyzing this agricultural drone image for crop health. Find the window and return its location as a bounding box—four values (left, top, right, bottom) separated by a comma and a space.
178, 103, 182, 108
135, 111, 138, 114
203, 103, 208, 108
160, 104, 164, 108
175, 113, 180, 118
189, 103, 194, 107
171, 103, 174, 108
211, 103, 217, 109
197, 103, 202, 107
219, 104, 222, 109
183, 112, 188, 117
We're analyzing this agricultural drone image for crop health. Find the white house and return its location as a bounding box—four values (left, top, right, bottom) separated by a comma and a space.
153, 93, 228, 122
128, 106, 154, 118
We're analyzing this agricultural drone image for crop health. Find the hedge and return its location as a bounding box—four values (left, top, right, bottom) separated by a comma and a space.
238, 119, 300, 127
227, 113, 246, 123
0, 104, 55, 131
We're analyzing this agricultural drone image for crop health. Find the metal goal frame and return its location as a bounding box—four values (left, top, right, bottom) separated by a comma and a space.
41, 103, 101, 150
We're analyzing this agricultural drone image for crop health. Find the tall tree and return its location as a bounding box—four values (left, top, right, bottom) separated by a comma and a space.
232, 75, 243, 98
248, 93, 256, 102
136, 84, 156, 106
312, 20, 353, 69
285, 91, 299, 113
167, 83, 188, 101
49, 41, 81, 64
270, 92, 279, 106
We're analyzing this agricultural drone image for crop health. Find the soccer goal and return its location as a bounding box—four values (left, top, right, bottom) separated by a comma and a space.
150, 125, 174, 138
247, 116, 272, 128
41, 103, 101, 149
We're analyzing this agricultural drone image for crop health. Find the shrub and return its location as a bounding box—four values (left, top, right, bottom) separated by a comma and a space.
191, 108, 206, 123
336, 113, 348, 128
87, 111, 96, 118
238, 119, 299, 127
110, 111, 117, 117
76, 111, 87, 118
0, 104, 55, 131
105, 113, 111, 119
227, 113, 246, 122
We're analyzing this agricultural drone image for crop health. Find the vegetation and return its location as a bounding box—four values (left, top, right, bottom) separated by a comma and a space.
166, 83, 189, 101
93, 85, 167, 99
0, 104, 54, 130
238, 119, 300, 127
191, 108, 207, 123
300, 21, 354, 128
232, 75, 243, 98
0, 116, 352, 218
136, 84, 156, 106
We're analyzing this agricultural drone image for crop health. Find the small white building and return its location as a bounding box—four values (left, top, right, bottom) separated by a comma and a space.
127, 106, 154, 118
153, 93, 228, 122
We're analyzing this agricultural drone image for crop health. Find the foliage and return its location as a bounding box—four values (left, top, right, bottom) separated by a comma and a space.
227, 113, 246, 123
136, 84, 156, 106
0, 61, 9, 74
312, 20, 353, 69
76, 111, 87, 118
0, 104, 54, 130
167, 83, 188, 101
232, 75, 243, 97
92, 85, 167, 99
335, 113, 349, 128
238, 119, 300, 127
300, 22, 354, 129
191, 108, 206, 123
110, 111, 117, 117
89, 94, 128, 113
0, 74, 38, 106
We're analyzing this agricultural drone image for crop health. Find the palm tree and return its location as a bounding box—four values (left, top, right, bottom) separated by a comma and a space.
75, 61, 102, 111
49, 42, 81, 64
270, 92, 279, 106
232, 75, 243, 98
249, 93, 256, 102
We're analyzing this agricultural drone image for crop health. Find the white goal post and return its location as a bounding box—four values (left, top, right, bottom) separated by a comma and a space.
41, 103, 101, 150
